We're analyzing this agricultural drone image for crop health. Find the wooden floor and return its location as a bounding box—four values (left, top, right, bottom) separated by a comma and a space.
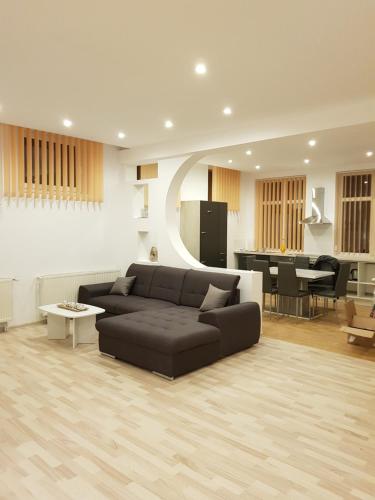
1, 324, 375, 499
262, 300, 375, 362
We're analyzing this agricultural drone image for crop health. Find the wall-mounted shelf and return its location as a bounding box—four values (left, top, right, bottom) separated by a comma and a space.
134, 217, 149, 233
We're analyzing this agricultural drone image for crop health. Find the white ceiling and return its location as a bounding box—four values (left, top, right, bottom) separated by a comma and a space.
0, 0, 374, 149
203, 123, 375, 172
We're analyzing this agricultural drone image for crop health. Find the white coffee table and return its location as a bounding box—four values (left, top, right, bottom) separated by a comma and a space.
39, 304, 105, 348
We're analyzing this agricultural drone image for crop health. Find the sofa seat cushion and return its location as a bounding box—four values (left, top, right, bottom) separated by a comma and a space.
96, 308, 220, 355
88, 295, 173, 315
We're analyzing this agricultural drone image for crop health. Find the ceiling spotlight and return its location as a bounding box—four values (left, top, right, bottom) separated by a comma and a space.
228, 159, 233, 164
195, 63, 207, 75
246, 150, 252, 156
304, 158, 310, 165
308, 139, 317, 147
118, 131, 126, 139
255, 165, 261, 170
63, 119, 73, 128
223, 107, 232, 116
164, 120, 174, 129
366, 151, 373, 157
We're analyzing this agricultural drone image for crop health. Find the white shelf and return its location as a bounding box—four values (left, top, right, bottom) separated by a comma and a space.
134, 217, 149, 232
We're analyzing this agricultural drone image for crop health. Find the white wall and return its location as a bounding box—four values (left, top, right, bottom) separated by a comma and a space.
0, 145, 135, 326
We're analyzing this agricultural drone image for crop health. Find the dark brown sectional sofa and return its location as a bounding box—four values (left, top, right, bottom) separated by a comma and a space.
78, 263, 260, 379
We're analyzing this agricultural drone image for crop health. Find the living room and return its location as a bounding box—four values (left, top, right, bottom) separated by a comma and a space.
1, 1, 375, 498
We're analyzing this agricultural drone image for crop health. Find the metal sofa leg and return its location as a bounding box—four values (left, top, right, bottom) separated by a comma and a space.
152, 371, 175, 381
101, 352, 116, 359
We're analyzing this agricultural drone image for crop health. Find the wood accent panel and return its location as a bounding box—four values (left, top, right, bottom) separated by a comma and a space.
0, 123, 103, 202
335, 170, 374, 254
256, 176, 305, 251
138, 163, 158, 208
211, 166, 240, 211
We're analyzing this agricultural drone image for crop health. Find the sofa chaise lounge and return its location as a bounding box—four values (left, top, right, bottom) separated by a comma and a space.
78, 263, 260, 379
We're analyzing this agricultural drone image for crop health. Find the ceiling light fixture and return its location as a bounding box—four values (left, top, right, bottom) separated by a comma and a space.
117, 131, 126, 139
308, 139, 317, 147
246, 150, 252, 156
195, 63, 207, 75
63, 119, 73, 128
366, 151, 373, 157
228, 159, 233, 164
223, 107, 232, 116
164, 120, 174, 129
304, 158, 310, 165
255, 165, 261, 170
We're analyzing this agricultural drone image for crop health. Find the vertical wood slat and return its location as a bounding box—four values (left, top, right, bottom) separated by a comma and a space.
88, 142, 94, 202
17, 127, 24, 197
82, 139, 88, 202
49, 133, 55, 199
97, 143, 103, 202
3, 125, 11, 196
41, 131, 47, 199
34, 129, 40, 198
10, 126, 17, 197
26, 128, 33, 198
69, 137, 75, 200
76, 139, 82, 202
62, 135, 68, 200
55, 134, 61, 200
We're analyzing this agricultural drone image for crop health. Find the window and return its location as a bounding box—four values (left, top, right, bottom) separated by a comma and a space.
0, 123, 103, 202
255, 176, 306, 252
335, 171, 374, 254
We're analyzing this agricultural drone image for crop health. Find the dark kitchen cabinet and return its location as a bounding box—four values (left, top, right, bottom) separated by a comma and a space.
180, 200, 227, 268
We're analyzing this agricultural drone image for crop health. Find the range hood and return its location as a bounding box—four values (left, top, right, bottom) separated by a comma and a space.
300, 187, 331, 225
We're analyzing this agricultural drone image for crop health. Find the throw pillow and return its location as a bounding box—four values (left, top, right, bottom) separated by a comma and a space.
109, 276, 136, 296
199, 284, 231, 312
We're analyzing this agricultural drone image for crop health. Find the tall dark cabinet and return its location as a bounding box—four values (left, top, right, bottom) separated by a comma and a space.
180, 200, 227, 268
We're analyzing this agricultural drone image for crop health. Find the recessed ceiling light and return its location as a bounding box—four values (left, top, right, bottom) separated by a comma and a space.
246, 150, 252, 156
228, 159, 233, 164
117, 131, 126, 139
63, 119, 73, 128
366, 151, 373, 157
195, 63, 207, 75
164, 120, 174, 129
308, 139, 317, 147
304, 158, 310, 165
223, 107, 232, 116
255, 165, 261, 170
364, 180, 368, 184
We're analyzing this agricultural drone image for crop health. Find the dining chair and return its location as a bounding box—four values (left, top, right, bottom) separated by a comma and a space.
245, 255, 256, 270
311, 261, 351, 313
250, 260, 278, 316
277, 262, 310, 319
294, 255, 310, 269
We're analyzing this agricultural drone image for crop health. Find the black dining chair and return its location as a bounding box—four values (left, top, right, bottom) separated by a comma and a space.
249, 260, 278, 316
245, 255, 256, 270
277, 262, 310, 319
311, 261, 351, 313
294, 255, 310, 269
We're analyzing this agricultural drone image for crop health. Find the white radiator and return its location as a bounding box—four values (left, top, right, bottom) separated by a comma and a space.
0, 279, 13, 330
37, 269, 121, 306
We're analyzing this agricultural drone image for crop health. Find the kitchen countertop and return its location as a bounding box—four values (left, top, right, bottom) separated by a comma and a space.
235, 250, 375, 263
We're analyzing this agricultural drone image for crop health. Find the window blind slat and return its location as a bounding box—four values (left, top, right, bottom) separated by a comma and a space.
34, 129, 40, 198
48, 133, 55, 199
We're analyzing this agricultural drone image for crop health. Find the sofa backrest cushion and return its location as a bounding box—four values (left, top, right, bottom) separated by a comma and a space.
126, 263, 158, 298
180, 269, 240, 308
149, 266, 188, 304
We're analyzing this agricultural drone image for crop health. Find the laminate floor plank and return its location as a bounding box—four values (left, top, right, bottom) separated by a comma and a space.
0, 323, 374, 499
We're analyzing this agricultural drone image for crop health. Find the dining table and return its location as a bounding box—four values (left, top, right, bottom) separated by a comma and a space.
269, 266, 335, 319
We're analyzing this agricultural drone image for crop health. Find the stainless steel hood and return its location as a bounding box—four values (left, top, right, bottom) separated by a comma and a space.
300, 187, 331, 224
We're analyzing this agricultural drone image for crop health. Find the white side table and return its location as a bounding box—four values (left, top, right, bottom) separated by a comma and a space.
39, 304, 105, 348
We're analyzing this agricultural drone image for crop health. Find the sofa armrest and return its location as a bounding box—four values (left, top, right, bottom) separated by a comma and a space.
78, 282, 115, 303
199, 302, 260, 356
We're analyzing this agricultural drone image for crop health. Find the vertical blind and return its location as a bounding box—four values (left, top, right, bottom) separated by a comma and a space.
211, 166, 240, 211
335, 171, 374, 254
255, 176, 306, 252
0, 123, 103, 202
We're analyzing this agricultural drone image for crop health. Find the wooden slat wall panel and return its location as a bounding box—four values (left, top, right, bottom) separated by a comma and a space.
0, 122, 103, 203
336, 170, 374, 254
211, 166, 240, 211
255, 176, 306, 251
